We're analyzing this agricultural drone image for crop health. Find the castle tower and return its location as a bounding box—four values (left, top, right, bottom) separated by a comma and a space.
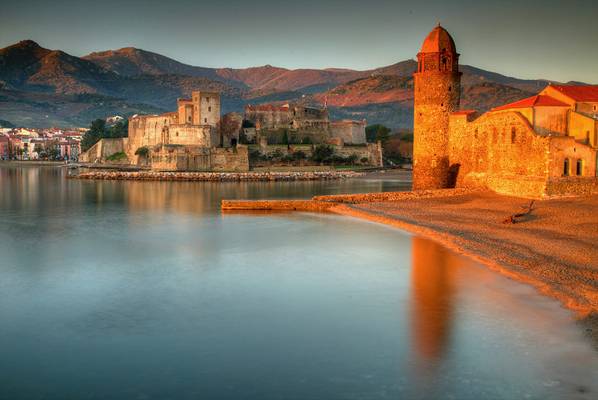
413, 25, 461, 190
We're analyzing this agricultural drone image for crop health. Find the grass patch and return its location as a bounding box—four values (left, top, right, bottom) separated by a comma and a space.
106, 151, 128, 162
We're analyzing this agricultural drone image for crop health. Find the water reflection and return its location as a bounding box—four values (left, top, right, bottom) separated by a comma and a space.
410, 237, 456, 363
1, 165, 597, 400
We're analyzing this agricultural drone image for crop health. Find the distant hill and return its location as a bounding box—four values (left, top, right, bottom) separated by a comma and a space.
0, 40, 586, 128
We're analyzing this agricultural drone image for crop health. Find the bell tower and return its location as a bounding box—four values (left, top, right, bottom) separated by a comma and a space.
413, 25, 461, 190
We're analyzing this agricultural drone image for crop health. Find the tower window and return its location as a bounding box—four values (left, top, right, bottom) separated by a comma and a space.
511, 127, 517, 144
448, 86, 452, 92
208, 106, 211, 112
204, 118, 207, 123
563, 158, 569, 176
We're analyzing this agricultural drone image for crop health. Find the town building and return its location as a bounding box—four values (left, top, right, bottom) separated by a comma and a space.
413, 25, 597, 198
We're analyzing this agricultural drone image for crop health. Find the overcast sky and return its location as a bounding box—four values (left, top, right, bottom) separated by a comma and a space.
1, 0, 597, 83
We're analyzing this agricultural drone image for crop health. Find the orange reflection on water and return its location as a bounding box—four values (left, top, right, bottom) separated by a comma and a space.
410, 236, 459, 362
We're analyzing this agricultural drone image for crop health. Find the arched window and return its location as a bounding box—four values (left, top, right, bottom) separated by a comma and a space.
576, 159, 583, 176
511, 127, 516, 144
563, 158, 570, 176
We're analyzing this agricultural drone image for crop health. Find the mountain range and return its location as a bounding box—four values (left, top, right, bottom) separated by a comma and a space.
0, 40, 585, 129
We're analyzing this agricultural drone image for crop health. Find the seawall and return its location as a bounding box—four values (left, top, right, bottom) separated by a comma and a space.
71, 170, 364, 182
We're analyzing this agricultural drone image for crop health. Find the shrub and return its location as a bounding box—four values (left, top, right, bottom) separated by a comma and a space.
292, 150, 306, 160
311, 144, 334, 163
346, 153, 359, 165
360, 157, 369, 164
106, 151, 128, 162
301, 136, 312, 145
135, 146, 149, 157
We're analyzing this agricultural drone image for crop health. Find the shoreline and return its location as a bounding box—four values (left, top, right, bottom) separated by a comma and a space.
222, 189, 598, 344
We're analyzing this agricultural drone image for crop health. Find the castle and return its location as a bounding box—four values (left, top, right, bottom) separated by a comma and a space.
413, 25, 597, 197
244, 103, 367, 145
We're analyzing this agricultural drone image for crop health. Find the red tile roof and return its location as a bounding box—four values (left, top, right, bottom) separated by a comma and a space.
451, 110, 476, 115
492, 95, 569, 111
549, 85, 598, 102
245, 104, 290, 112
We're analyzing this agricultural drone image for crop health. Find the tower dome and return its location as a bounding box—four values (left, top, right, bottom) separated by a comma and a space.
419, 25, 457, 54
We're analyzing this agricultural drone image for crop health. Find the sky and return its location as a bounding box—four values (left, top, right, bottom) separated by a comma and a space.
1, 0, 597, 83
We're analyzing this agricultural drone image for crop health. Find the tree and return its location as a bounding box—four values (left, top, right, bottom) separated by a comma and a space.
81, 119, 106, 151
108, 120, 128, 138
311, 144, 334, 163
366, 124, 391, 143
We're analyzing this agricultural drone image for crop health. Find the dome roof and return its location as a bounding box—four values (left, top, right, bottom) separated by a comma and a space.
420, 25, 457, 54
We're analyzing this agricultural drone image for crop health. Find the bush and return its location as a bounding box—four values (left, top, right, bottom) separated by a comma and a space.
135, 146, 149, 157
360, 157, 369, 164
346, 153, 359, 165
106, 151, 128, 162
292, 150, 306, 160
301, 137, 312, 145
311, 144, 334, 163
249, 149, 262, 161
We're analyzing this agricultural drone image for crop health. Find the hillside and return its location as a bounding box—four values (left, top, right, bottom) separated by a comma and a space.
0, 40, 585, 128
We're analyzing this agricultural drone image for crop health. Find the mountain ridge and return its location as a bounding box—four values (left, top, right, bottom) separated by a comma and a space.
0, 40, 590, 128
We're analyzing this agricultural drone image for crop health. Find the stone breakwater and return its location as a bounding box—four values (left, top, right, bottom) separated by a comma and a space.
71, 170, 364, 182
221, 188, 478, 210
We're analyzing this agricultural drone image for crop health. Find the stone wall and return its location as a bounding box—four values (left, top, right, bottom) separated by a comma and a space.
79, 138, 128, 163
252, 142, 383, 167
548, 136, 596, 178
150, 145, 249, 172
448, 110, 597, 198
545, 177, 598, 197
330, 120, 367, 144
448, 111, 551, 197
413, 70, 461, 190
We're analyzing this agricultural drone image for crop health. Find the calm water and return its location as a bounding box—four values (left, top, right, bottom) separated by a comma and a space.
0, 165, 597, 400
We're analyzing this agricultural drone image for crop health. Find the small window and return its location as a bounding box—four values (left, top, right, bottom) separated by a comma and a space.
448, 86, 452, 92
206, 97, 210, 102
204, 118, 207, 123
563, 158, 569, 176
208, 106, 211, 112
593, 105, 597, 111
188, 116, 191, 122
511, 127, 516, 144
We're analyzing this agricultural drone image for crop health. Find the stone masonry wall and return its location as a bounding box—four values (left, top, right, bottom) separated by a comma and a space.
413, 70, 461, 190
449, 111, 551, 198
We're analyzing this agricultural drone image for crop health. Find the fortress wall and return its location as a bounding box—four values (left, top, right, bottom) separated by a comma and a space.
150, 145, 249, 172
79, 138, 128, 163
330, 121, 366, 144
128, 115, 171, 155
169, 125, 213, 147
211, 146, 249, 172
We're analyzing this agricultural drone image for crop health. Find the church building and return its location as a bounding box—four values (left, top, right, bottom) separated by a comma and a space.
413, 25, 597, 198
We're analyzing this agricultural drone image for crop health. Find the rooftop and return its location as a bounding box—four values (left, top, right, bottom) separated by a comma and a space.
492, 95, 569, 111
548, 85, 598, 102
420, 24, 457, 54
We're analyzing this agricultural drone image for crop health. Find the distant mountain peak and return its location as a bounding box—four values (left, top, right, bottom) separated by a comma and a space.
15, 39, 41, 49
